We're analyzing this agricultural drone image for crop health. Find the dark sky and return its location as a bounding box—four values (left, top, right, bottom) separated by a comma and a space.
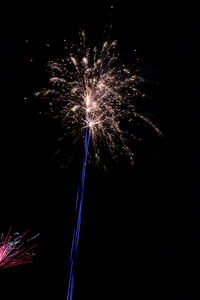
1, 1, 200, 299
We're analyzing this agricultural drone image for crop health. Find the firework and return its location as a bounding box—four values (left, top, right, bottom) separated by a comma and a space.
0, 227, 39, 269
35, 31, 161, 168
34, 31, 161, 300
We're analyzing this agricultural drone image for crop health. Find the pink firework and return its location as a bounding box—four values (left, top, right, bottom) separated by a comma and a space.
0, 227, 39, 269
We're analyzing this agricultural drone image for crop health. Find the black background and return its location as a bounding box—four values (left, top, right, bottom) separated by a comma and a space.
1, 1, 200, 299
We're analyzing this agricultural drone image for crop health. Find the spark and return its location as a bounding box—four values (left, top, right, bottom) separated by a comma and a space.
0, 227, 39, 269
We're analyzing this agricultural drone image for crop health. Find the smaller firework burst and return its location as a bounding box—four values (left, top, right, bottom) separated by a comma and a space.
0, 227, 39, 269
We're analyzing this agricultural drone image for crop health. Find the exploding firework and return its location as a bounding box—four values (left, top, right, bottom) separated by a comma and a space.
35, 31, 161, 168
34, 31, 161, 300
0, 227, 39, 269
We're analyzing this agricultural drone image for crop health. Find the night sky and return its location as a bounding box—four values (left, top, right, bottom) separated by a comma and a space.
1, 1, 200, 299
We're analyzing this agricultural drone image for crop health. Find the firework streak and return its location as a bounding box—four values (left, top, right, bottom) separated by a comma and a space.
0, 227, 38, 269
67, 113, 89, 300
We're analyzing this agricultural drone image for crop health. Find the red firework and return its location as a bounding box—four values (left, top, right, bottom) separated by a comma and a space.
0, 227, 38, 269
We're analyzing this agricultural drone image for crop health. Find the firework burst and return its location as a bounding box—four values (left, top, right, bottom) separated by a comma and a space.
0, 227, 39, 269
34, 31, 162, 300
35, 31, 161, 168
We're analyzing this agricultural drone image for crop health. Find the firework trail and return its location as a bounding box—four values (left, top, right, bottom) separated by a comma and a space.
67, 113, 89, 300
35, 31, 161, 299
0, 227, 39, 269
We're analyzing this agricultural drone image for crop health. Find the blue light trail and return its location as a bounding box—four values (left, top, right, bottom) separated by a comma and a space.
67, 113, 89, 300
